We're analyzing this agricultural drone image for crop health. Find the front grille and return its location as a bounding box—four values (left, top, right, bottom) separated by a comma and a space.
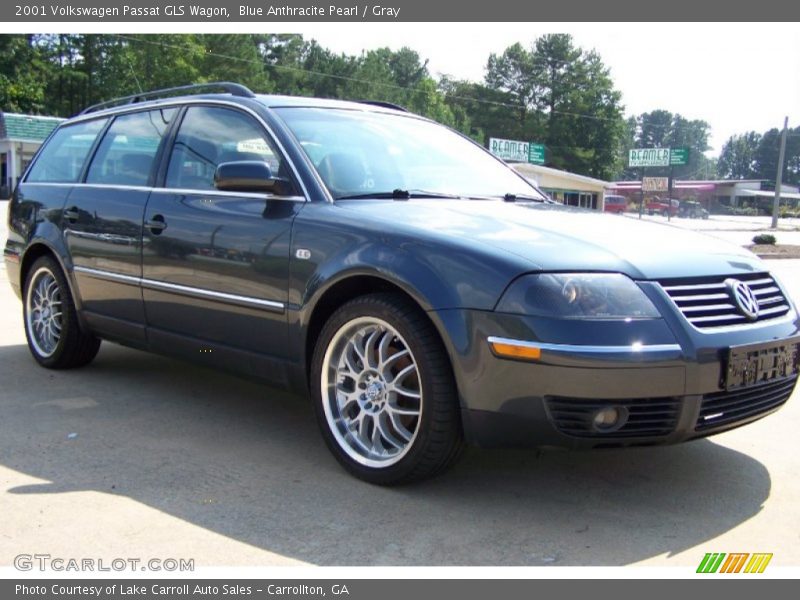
659, 272, 791, 329
546, 397, 680, 438
696, 376, 797, 431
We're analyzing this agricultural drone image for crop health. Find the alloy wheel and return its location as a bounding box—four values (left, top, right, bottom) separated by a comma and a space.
25, 267, 63, 358
321, 317, 423, 468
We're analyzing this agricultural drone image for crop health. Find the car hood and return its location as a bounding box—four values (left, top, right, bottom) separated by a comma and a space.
337, 199, 764, 280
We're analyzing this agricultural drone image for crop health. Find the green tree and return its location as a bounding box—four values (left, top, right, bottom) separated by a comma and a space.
620, 110, 713, 180
438, 76, 507, 142
197, 35, 272, 93
485, 42, 536, 132
478, 34, 625, 178
0, 35, 48, 113
754, 127, 800, 186
718, 132, 761, 179
260, 34, 303, 94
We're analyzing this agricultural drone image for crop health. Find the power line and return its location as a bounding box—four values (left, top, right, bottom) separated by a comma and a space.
27, 33, 723, 138
113, 34, 703, 132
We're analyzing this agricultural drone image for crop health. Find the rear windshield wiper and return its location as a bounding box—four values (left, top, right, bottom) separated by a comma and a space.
336, 189, 461, 201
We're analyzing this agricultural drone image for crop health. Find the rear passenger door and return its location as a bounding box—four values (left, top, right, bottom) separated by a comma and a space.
141, 105, 304, 364
65, 108, 176, 344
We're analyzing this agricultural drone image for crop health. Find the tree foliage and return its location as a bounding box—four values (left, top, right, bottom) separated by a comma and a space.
457, 34, 626, 179
718, 127, 800, 186
618, 109, 716, 180
2, 33, 787, 184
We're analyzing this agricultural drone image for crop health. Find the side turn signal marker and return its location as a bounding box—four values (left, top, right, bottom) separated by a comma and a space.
489, 341, 542, 361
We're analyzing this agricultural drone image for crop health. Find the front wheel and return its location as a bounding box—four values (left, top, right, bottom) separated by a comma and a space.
23, 256, 101, 369
311, 293, 462, 485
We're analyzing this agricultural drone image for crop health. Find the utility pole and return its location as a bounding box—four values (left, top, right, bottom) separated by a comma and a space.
638, 167, 645, 219
771, 116, 789, 230
667, 164, 674, 222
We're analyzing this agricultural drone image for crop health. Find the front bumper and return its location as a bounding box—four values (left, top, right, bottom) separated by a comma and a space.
431, 307, 800, 449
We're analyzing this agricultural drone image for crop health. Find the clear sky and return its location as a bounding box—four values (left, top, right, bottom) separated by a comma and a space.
298, 23, 800, 156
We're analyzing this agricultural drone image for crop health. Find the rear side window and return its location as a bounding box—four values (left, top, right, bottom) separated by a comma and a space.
165, 106, 284, 190
86, 109, 176, 186
26, 119, 107, 183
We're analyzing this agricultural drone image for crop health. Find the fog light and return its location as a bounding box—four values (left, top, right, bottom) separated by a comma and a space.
592, 406, 628, 432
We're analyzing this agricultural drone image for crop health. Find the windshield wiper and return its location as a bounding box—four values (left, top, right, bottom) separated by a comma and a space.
502, 193, 547, 203
336, 189, 462, 201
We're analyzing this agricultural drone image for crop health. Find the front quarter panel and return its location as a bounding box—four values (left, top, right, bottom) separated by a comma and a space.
287, 202, 531, 364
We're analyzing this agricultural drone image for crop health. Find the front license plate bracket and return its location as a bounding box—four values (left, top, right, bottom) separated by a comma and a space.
725, 340, 799, 390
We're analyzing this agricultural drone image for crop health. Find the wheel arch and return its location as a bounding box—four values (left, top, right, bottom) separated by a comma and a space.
303, 273, 440, 379
20, 241, 86, 320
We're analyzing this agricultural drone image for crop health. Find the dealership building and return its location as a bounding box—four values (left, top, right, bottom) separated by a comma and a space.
610, 179, 800, 210
1, 112, 63, 199
512, 163, 612, 210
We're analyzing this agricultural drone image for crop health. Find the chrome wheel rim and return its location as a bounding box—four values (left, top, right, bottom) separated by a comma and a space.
26, 267, 63, 358
321, 317, 423, 468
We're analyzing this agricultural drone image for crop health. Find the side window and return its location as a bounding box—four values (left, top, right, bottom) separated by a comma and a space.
86, 108, 176, 186
165, 106, 286, 191
26, 118, 108, 183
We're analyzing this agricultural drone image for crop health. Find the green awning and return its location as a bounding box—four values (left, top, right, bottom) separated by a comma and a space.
0, 112, 63, 142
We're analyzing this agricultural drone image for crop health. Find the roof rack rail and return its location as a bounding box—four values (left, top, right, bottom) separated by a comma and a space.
79, 82, 256, 115
358, 100, 409, 112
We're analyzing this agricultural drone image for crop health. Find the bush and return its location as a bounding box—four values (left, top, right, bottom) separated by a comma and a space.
779, 206, 800, 219
713, 204, 760, 216
734, 207, 761, 216
752, 234, 777, 245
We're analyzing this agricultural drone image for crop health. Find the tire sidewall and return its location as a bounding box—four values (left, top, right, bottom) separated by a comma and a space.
311, 296, 450, 484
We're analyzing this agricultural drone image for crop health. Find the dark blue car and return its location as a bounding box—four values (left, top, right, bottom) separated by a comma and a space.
4, 83, 798, 484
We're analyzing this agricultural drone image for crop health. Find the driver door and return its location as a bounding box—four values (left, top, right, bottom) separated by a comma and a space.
141, 105, 304, 367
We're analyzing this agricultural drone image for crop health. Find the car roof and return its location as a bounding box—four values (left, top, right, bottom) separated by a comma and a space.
70, 91, 408, 123
255, 94, 406, 114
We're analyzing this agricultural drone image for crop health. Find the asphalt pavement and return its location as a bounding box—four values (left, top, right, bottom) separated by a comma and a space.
1, 201, 799, 567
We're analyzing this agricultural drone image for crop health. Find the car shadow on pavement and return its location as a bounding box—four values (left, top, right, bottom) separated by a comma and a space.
0, 342, 771, 566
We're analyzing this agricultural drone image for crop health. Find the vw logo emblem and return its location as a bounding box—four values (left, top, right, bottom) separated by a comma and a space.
725, 279, 760, 320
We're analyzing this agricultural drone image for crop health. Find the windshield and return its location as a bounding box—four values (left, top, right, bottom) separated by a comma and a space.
273, 107, 546, 201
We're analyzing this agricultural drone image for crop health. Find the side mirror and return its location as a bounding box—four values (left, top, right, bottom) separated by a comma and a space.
213, 161, 292, 195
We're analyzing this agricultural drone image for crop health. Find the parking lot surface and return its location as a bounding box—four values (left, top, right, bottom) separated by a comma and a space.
1, 201, 799, 567
625, 212, 800, 246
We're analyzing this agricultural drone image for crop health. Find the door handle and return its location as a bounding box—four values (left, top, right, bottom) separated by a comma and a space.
63, 206, 80, 222
145, 214, 167, 234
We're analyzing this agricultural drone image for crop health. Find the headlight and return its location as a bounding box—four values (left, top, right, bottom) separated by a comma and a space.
496, 273, 660, 319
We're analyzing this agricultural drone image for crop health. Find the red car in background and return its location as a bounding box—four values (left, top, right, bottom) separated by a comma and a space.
646, 197, 680, 216
604, 195, 628, 214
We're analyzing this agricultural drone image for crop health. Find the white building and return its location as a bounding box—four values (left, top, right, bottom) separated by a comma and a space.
1, 112, 64, 198
511, 163, 612, 210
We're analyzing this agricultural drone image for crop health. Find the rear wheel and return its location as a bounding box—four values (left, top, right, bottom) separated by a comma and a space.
23, 256, 100, 369
311, 293, 462, 485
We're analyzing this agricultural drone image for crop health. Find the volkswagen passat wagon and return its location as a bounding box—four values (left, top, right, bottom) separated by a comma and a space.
5, 83, 799, 484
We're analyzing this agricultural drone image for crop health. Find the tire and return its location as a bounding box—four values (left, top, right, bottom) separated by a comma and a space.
23, 256, 101, 369
310, 293, 463, 485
